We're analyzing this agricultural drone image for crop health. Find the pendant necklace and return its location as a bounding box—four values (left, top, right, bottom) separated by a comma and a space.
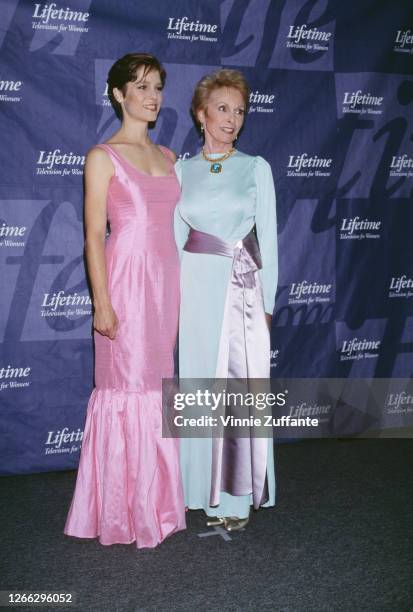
202, 147, 235, 173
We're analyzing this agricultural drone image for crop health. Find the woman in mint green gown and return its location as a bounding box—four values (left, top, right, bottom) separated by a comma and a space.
174, 69, 278, 529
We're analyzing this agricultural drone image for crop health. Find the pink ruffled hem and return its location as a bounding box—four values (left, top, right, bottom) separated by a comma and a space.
64, 387, 186, 548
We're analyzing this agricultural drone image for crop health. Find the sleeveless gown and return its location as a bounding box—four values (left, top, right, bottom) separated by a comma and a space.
64, 144, 186, 548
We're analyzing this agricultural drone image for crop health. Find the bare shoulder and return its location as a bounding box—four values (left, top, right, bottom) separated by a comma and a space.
85, 145, 114, 176
158, 144, 177, 162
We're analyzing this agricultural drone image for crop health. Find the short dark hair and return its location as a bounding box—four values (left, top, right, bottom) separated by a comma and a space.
107, 53, 166, 120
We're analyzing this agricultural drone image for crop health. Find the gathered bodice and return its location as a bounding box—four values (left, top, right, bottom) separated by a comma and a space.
97, 144, 180, 253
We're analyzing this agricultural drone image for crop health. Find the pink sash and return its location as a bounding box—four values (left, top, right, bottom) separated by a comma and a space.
184, 228, 270, 509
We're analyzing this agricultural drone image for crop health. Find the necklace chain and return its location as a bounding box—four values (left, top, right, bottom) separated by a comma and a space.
201, 147, 236, 163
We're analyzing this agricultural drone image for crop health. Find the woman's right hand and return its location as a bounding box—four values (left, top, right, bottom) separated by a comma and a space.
93, 304, 119, 340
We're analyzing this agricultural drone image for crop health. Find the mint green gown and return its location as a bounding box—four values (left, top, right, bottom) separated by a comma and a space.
174, 151, 278, 519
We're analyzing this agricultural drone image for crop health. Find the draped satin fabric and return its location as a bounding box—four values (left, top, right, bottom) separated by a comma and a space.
183, 228, 271, 510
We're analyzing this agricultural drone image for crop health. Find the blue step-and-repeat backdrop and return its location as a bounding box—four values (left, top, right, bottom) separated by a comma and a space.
0, 0, 412, 474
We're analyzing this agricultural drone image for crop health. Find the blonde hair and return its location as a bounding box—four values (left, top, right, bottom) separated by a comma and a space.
191, 69, 250, 129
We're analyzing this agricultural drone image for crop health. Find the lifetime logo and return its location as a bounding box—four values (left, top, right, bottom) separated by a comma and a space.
42, 291, 92, 311
37, 150, 85, 170
0, 78, 23, 102
32, 3, 90, 25
0, 365, 31, 391
395, 30, 413, 48
386, 392, 413, 411
340, 217, 381, 234
390, 155, 413, 173
0, 222, 27, 238
0, 78, 22, 92
287, 154, 332, 173
45, 427, 83, 449
0, 365, 31, 379
340, 338, 381, 356
343, 90, 383, 109
288, 402, 331, 418
249, 91, 275, 105
248, 90, 275, 114
289, 281, 332, 300
100, 83, 112, 107
389, 276, 413, 293
287, 24, 332, 44
167, 16, 218, 37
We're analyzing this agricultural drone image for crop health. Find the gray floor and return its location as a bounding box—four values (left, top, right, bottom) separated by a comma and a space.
1, 438, 412, 612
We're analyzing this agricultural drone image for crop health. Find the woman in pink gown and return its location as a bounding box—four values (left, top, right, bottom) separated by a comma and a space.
64, 53, 186, 548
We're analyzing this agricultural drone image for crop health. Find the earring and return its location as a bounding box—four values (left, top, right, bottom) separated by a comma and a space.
200, 123, 204, 132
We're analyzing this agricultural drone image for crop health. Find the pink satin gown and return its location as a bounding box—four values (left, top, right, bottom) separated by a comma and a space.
64, 143, 186, 548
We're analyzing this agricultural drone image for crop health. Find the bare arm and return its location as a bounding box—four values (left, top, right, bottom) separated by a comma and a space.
84, 147, 118, 339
